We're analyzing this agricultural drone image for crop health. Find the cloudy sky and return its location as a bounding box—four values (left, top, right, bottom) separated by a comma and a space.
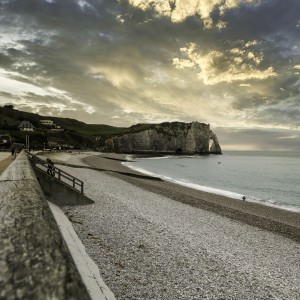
0, 0, 300, 150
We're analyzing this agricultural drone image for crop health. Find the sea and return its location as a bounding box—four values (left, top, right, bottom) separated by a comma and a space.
123, 151, 300, 213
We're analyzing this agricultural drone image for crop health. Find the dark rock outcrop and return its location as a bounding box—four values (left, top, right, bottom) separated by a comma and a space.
104, 122, 222, 154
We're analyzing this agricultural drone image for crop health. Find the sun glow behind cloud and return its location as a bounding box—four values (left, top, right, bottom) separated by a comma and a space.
173, 42, 277, 85
0, 69, 96, 115
128, 0, 261, 28
0, 0, 300, 150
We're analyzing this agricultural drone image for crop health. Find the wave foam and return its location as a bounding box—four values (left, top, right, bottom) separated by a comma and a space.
122, 162, 300, 213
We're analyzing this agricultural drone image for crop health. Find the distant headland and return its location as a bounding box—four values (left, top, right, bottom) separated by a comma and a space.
104, 122, 222, 155
0, 105, 221, 154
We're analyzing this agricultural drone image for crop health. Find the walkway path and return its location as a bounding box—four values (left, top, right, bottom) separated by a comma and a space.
0, 152, 14, 175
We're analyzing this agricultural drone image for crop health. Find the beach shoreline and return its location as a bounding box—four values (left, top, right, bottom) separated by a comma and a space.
53, 151, 300, 300
69, 152, 300, 242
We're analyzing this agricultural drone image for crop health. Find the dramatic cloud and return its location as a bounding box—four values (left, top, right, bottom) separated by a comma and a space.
0, 0, 300, 150
173, 41, 277, 85
216, 127, 300, 151
128, 0, 261, 28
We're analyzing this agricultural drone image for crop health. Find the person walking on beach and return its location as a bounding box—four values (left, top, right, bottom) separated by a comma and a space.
47, 158, 55, 176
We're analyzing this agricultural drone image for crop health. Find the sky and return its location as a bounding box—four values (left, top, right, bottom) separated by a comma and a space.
0, 0, 300, 150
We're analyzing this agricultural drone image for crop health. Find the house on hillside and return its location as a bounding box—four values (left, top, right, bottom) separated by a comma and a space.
0, 134, 12, 149
40, 119, 54, 127
50, 126, 64, 132
40, 119, 63, 131
18, 120, 35, 131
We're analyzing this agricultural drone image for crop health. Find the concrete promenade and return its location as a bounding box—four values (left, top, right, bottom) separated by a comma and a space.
0, 151, 116, 300
0, 152, 13, 175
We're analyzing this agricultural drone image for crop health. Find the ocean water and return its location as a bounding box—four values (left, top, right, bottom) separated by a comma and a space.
123, 151, 300, 212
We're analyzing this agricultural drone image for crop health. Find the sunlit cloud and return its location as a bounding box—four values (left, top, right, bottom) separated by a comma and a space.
89, 66, 138, 88
0, 69, 51, 95
17, 99, 75, 114
116, 14, 125, 23
0, 0, 300, 150
0, 69, 96, 115
128, 0, 261, 28
277, 135, 298, 139
216, 127, 300, 151
173, 42, 277, 85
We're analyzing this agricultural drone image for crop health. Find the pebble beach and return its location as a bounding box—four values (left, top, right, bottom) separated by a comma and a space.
52, 152, 300, 300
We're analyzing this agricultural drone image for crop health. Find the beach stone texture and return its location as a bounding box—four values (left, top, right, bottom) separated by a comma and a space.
105, 121, 222, 154
0, 151, 90, 300
59, 153, 300, 300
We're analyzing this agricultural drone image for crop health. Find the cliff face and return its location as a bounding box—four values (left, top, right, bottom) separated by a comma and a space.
105, 122, 222, 154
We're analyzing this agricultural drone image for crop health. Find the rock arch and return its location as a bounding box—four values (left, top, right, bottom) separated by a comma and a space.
209, 131, 222, 154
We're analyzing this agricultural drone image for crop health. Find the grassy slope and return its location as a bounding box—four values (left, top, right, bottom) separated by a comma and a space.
0, 107, 129, 148
0, 107, 185, 147
62, 124, 128, 136
0, 107, 127, 136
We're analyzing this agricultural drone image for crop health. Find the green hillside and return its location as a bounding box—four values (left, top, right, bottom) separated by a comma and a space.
0, 106, 127, 135
0, 105, 128, 149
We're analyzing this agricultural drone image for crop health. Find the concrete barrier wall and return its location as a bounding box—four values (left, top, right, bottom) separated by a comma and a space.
33, 167, 94, 206
0, 151, 91, 299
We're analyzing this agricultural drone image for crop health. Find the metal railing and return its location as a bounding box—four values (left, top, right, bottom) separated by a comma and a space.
27, 153, 84, 194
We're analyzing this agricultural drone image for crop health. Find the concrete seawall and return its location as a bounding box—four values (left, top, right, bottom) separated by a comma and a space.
0, 151, 115, 300
33, 166, 94, 206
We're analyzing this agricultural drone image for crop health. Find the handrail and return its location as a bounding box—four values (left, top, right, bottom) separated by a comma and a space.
27, 153, 84, 194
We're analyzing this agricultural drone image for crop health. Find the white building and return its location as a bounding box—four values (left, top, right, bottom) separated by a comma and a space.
40, 120, 54, 126
18, 120, 35, 131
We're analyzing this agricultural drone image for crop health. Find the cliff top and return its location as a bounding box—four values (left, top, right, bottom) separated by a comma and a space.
128, 121, 209, 135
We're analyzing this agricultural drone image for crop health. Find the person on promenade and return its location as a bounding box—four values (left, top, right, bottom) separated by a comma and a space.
11, 147, 15, 156
47, 158, 55, 176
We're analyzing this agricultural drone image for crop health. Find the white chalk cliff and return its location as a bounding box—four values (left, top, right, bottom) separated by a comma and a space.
105, 122, 222, 154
